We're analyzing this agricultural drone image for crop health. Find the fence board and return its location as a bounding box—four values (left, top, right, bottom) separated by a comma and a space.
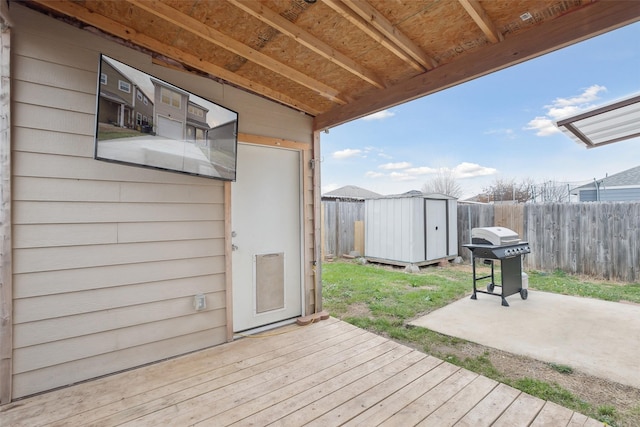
458, 202, 639, 283
322, 200, 365, 257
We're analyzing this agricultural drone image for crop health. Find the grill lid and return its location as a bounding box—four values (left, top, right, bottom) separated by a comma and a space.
471, 227, 520, 246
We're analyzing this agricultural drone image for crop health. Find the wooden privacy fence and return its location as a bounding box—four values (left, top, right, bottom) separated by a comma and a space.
321, 200, 365, 258
458, 202, 640, 283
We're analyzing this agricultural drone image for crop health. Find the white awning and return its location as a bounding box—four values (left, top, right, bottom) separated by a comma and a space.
556, 94, 640, 148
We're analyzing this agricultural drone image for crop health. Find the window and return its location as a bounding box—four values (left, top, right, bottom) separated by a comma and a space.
143, 115, 148, 124
143, 97, 148, 105
137, 91, 143, 101
136, 112, 142, 126
188, 105, 204, 117
161, 87, 181, 109
100, 73, 107, 85
118, 80, 131, 93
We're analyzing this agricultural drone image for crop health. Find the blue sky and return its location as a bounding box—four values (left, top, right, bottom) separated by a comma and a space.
321, 21, 640, 199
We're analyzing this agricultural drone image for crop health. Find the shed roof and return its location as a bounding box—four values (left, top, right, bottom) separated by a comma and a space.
21, 1, 640, 132
322, 185, 381, 200
377, 190, 457, 200
573, 165, 640, 191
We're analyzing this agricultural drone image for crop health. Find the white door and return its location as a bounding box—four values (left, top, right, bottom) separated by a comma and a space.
232, 143, 303, 332
425, 199, 448, 260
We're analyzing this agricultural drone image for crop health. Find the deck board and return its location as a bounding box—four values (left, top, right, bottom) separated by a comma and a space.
0, 318, 601, 426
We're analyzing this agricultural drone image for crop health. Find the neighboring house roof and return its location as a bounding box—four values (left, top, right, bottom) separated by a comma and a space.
572, 165, 640, 193
322, 185, 381, 200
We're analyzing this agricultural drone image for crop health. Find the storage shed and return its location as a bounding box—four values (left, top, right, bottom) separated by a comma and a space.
365, 192, 457, 266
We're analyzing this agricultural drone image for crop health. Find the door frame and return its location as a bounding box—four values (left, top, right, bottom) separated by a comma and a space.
224, 134, 316, 341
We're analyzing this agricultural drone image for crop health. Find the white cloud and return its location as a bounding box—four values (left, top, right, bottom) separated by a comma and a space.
365, 171, 385, 178
390, 171, 416, 181
332, 148, 362, 159
378, 152, 393, 159
451, 162, 497, 179
525, 85, 607, 137
361, 110, 395, 121
379, 162, 412, 170
405, 166, 438, 175
524, 116, 559, 136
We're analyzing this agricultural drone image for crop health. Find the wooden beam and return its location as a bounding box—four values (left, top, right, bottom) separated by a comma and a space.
0, 22, 12, 405
458, 0, 503, 43
322, 0, 425, 72
314, 0, 640, 130
224, 181, 233, 342
127, 0, 346, 105
31, 0, 322, 115
229, 0, 385, 89
337, 0, 438, 70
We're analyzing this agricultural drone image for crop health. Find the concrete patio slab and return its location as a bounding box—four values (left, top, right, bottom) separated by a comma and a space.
409, 290, 640, 389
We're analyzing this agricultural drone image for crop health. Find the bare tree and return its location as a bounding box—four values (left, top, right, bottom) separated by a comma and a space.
482, 178, 534, 203
421, 169, 463, 198
530, 180, 572, 202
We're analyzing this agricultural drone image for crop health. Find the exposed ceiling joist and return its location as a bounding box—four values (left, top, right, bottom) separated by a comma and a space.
127, 0, 347, 105
314, 0, 640, 131
322, 0, 431, 72
24, 0, 640, 137
228, 0, 385, 89
32, 0, 322, 115
458, 0, 504, 43
336, 0, 438, 70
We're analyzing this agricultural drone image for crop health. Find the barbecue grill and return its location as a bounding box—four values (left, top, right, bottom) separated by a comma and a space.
463, 227, 530, 306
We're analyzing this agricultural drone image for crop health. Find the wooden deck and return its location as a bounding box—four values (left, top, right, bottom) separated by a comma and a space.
1, 318, 601, 426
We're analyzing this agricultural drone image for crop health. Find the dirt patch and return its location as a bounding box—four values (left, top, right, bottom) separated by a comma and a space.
428, 339, 640, 426
345, 302, 372, 319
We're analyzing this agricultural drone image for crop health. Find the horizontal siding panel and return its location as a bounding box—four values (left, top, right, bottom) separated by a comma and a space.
13, 256, 225, 298
13, 176, 120, 202
13, 127, 95, 157
14, 151, 221, 185
14, 177, 222, 204
14, 223, 118, 248
14, 274, 226, 323
14, 103, 95, 135
14, 239, 224, 273
14, 78, 97, 114
119, 181, 223, 204
117, 221, 223, 243
14, 17, 101, 71
12, 327, 227, 399
14, 291, 227, 348
14, 309, 227, 374
14, 54, 97, 94
13, 201, 224, 224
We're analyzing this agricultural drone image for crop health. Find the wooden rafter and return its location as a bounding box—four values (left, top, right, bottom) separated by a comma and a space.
314, 0, 640, 130
336, 0, 438, 70
323, 0, 429, 72
229, 0, 385, 89
30, 0, 322, 115
127, 0, 346, 105
458, 0, 503, 43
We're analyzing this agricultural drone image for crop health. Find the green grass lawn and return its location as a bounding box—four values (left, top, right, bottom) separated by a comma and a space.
321, 260, 640, 426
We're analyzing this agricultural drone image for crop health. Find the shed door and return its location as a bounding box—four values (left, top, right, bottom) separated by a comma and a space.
425, 199, 448, 260
231, 143, 302, 332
